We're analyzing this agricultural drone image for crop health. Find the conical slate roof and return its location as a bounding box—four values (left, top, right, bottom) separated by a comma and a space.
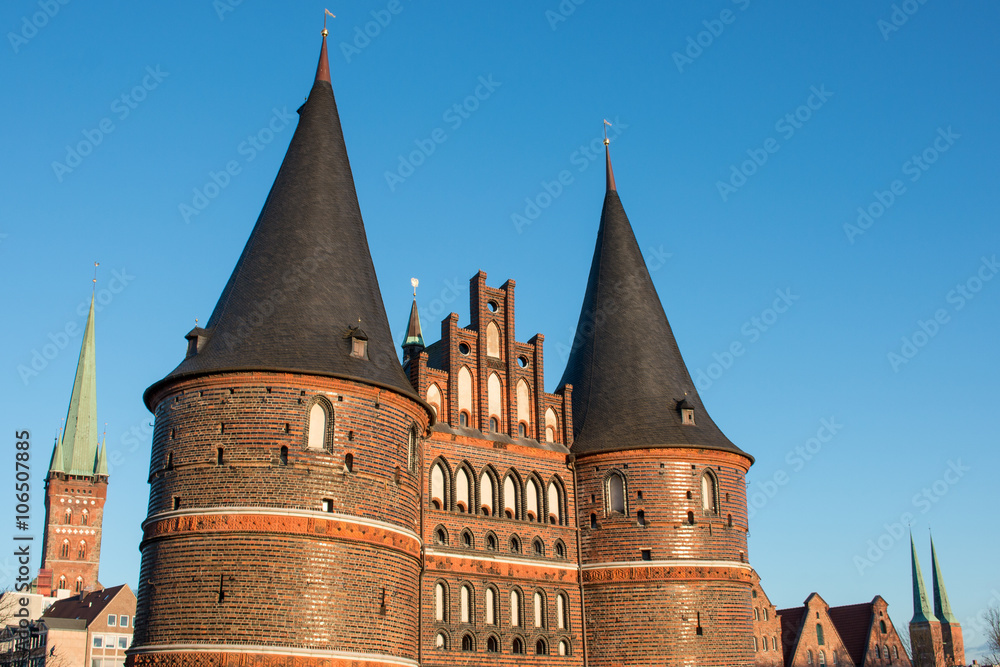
145, 34, 415, 406
558, 146, 750, 460
52, 295, 101, 476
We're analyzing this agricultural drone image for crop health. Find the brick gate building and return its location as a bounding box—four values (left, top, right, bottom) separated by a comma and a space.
126, 29, 756, 667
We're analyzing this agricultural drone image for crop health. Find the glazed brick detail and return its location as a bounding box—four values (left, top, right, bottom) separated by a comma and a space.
576, 448, 750, 564
583, 579, 754, 667
133, 371, 429, 663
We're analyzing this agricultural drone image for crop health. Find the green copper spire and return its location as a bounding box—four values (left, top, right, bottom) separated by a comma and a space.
930, 535, 958, 624
48, 431, 65, 475
95, 435, 109, 477
402, 298, 425, 349
911, 534, 938, 624
60, 294, 100, 476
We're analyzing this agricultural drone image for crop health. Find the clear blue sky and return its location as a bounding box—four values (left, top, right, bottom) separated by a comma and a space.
2, 1, 997, 659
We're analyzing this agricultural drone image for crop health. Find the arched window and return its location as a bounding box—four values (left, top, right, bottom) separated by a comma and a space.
461, 530, 473, 548
64, 509, 72, 525
510, 590, 522, 627
558, 640, 569, 656
458, 366, 473, 424
807, 649, 814, 665
306, 401, 329, 450
763, 608, 768, 621
487, 373, 502, 430
701, 471, 718, 513
532, 539, 544, 556
607, 472, 625, 514
533, 591, 545, 627
687, 511, 695, 525
556, 593, 568, 629
426, 383, 443, 418
344, 452, 354, 473
486, 533, 498, 551
59, 540, 69, 559
544, 408, 558, 443
535, 638, 547, 655
58, 576, 66, 590
480, 470, 495, 515
74, 577, 82, 593
486, 322, 501, 358
773, 637, 778, 651
279, 446, 288, 465
834, 650, 840, 665
408, 425, 418, 472
455, 467, 470, 513
77, 541, 87, 559
884, 645, 890, 660
816, 623, 825, 645
893, 646, 899, 660
526, 478, 540, 521
487, 635, 499, 653
819, 650, 827, 666
753, 636, 758, 651
762, 635, 768, 651
490, 416, 499, 432
516, 379, 531, 434
430, 462, 447, 510
434, 632, 447, 649
590, 513, 597, 529
460, 585, 472, 623
555, 541, 566, 558
81, 510, 89, 526
434, 582, 447, 621
504, 475, 519, 519
459, 411, 469, 427
461, 634, 474, 652
880, 620, 887, 633
754, 608, 760, 621
512, 637, 525, 654
434, 527, 448, 545
485, 587, 497, 625
875, 645, 881, 658
510, 535, 521, 554
548, 480, 562, 524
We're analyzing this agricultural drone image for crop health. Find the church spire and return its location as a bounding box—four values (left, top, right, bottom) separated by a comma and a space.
930, 535, 958, 624
604, 120, 616, 192
146, 29, 416, 406
57, 294, 100, 476
402, 278, 425, 363
558, 140, 750, 460
911, 534, 938, 624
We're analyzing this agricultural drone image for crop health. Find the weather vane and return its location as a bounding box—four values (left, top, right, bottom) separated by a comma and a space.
92, 261, 100, 290
411, 277, 419, 297
603, 119, 612, 145
323, 8, 335, 36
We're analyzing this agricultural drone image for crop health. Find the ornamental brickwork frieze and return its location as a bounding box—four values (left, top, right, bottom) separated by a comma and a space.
582, 564, 754, 585
128, 653, 408, 667
424, 553, 579, 584
142, 514, 421, 559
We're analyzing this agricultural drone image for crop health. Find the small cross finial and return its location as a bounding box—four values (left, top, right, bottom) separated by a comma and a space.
410, 277, 419, 297
92, 261, 100, 290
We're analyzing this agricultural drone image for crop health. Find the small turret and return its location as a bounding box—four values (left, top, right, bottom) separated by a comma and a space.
401, 278, 425, 364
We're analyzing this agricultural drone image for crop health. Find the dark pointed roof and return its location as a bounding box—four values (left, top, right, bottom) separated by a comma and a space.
558, 146, 751, 460
145, 33, 416, 407
402, 298, 424, 349
911, 534, 938, 624
930, 536, 959, 624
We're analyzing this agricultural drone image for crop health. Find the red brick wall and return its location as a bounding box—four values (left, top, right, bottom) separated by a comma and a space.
420, 429, 584, 665
864, 597, 911, 666
783, 595, 854, 667
576, 447, 754, 666
940, 622, 964, 667
41, 473, 106, 594
130, 371, 429, 664
752, 576, 783, 667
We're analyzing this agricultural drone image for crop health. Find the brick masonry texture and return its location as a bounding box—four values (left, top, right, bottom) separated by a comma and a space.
41, 474, 107, 593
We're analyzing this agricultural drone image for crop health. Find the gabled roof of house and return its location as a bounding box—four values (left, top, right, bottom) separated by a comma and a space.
828, 601, 874, 666
41, 584, 131, 626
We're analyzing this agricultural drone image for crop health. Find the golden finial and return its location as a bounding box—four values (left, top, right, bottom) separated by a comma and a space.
92, 261, 100, 291
603, 119, 612, 146
411, 277, 419, 297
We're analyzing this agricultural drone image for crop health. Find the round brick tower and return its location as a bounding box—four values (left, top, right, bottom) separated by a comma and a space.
127, 32, 431, 667
558, 145, 755, 666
